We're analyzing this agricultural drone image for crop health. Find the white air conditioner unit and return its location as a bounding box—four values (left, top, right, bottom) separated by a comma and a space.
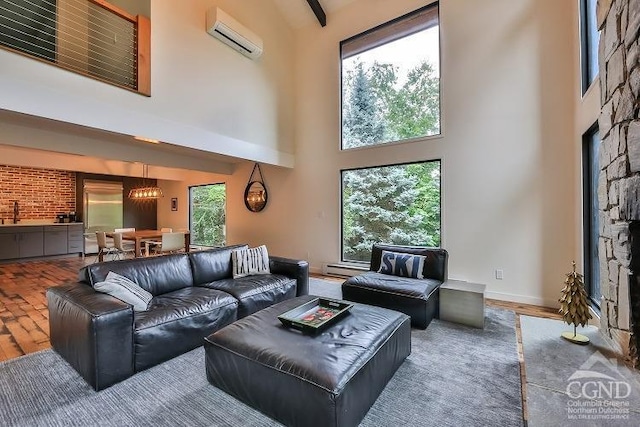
206, 7, 263, 60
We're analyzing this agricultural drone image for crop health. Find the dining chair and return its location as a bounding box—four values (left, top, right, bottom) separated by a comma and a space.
114, 228, 136, 251
146, 232, 185, 256
148, 228, 173, 255
95, 231, 117, 262
113, 233, 136, 259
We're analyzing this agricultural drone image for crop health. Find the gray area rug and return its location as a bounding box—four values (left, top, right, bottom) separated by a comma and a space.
0, 279, 523, 426
521, 315, 640, 427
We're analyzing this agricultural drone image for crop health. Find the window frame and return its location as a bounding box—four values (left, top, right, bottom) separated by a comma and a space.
188, 182, 227, 248
339, 2, 441, 151
579, 0, 599, 94
340, 159, 442, 265
582, 123, 601, 311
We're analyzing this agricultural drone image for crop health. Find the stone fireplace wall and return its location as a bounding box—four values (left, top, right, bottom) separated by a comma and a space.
597, 0, 640, 367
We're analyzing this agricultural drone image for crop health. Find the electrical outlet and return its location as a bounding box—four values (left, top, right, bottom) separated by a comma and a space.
495, 269, 504, 280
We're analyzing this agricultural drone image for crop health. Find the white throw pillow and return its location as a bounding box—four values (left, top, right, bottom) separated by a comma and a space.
231, 245, 270, 279
93, 271, 153, 311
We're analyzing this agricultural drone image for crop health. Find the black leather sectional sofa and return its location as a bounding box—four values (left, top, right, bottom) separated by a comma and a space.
46, 244, 309, 391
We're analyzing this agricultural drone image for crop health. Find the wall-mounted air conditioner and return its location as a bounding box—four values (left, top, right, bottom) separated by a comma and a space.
206, 7, 263, 60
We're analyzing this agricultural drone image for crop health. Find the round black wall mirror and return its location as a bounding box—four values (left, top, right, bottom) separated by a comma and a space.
244, 164, 268, 212
244, 181, 268, 212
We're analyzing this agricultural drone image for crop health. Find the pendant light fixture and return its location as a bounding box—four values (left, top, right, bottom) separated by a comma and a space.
128, 163, 163, 200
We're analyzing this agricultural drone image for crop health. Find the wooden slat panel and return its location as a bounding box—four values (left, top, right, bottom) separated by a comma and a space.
136, 14, 151, 96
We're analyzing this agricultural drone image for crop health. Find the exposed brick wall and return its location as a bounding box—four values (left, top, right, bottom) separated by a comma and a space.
0, 165, 76, 221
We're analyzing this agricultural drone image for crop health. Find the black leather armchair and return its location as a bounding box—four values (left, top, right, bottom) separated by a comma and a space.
341, 243, 448, 329
47, 245, 309, 390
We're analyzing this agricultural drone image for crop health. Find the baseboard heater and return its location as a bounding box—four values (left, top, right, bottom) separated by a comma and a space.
322, 263, 368, 278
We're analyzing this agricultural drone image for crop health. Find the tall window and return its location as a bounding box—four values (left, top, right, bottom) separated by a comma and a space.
341, 4, 440, 149
582, 125, 601, 309
342, 160, 441, 263
580, 0, 600, 93
189, 183, 226, 247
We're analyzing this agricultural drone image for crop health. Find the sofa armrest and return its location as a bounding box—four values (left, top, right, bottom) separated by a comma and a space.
47, 283, 135, 391
269, 256, 309, 296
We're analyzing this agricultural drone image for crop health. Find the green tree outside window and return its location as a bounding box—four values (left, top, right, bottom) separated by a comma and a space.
190, 184, 226, 247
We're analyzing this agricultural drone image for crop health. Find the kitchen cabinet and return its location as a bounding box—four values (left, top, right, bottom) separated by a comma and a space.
0, 227, 44, 259
0, 224, 82, 260
19, 229, 44, 258
67, 224, 84, 254
0, 233, 19, 260
44, 226, 68, 256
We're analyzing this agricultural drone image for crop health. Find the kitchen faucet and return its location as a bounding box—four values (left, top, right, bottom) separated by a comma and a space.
13, 201, 19, 224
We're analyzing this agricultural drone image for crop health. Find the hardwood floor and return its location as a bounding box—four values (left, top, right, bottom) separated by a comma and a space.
486, 298, 562, 320
0, 265, 562, 363
0, 257, 88, 361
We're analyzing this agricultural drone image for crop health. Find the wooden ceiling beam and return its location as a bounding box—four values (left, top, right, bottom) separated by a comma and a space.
306, 0, 326, 27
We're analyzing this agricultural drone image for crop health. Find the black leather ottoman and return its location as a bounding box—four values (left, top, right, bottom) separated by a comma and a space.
204, 295, 411, 427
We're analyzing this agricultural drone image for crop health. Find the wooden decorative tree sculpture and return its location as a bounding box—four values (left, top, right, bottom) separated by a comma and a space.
558, 261, 592, 344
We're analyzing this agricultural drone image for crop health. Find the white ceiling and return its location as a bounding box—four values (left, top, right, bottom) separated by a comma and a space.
272, 0, 357, 29
0, 109, 239, 176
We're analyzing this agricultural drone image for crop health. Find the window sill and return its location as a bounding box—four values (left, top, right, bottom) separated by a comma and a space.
340, 132, 444, 153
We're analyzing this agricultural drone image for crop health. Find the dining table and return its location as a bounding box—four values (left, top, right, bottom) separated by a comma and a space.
104, 229, 191, 261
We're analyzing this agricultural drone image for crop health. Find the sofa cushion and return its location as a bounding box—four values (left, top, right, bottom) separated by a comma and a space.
202, 274, 296, 318
134, 287, 238, 371
343, 271, 441, 300
93, 271, 153, 311
83, 253, 194, 296
342, 271, 442, 329
189, 244, 249, 285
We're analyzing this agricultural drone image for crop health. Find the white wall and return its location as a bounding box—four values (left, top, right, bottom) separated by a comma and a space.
0, 144, 221, 183
156, 162, 299, 249
215, 0, 579, 307
0, 0, 296, 168
157, 175, 226, 232
0, 113, 234, 175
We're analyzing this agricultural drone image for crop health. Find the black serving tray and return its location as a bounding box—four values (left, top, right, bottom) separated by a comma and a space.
278, 298, 353, 334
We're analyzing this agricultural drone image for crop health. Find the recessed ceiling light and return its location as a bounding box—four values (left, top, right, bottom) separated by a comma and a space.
134, 136, 160, 144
